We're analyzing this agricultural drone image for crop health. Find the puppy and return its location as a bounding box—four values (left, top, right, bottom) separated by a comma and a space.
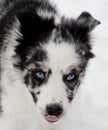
0, 0, 100, 130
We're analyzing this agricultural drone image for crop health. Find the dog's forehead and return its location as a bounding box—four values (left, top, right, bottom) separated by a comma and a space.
42, 41, 80, 72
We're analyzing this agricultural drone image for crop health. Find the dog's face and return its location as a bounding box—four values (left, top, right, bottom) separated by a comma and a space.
25, 41, 81, 122
0, 9, 100, 123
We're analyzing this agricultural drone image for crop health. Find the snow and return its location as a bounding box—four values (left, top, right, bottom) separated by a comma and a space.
50, 0, 108, 129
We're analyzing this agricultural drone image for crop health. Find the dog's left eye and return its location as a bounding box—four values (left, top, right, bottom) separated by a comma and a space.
65, 70, 78, 82
66, 73, 75, 81
34, 70, 45, 80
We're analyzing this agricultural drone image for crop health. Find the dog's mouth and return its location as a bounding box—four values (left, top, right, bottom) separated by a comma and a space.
45, 115, 59, 123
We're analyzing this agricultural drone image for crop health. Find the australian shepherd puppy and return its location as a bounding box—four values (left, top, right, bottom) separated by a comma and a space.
0, 0, 100, 130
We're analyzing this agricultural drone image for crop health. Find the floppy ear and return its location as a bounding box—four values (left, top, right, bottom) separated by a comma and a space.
77, 11, 100, 31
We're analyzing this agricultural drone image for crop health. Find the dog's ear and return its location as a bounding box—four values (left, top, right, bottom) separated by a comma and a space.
77, 11, 100, 31
61, 12, 100, 60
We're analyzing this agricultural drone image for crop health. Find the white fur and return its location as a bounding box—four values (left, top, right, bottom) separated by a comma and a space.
37, 8, 61, 25
36, 41, 80, 120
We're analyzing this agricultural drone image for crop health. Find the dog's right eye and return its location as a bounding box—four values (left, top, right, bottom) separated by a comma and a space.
33, 70, 46, 81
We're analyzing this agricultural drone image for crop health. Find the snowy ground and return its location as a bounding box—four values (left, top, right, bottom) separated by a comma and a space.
50, 0, 108, 130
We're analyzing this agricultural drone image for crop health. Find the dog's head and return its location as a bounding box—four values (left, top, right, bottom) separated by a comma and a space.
0, 3, 100, 123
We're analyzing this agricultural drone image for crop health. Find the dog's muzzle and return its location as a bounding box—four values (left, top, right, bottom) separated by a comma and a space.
45, 103, 63, 123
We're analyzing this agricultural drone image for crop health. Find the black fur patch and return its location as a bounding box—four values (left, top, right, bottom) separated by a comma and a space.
15, 11, 55, 63
24, 67, 52, 89
26, 48, 48, 65
66, 88, 73, 102
30, 91, 37, 103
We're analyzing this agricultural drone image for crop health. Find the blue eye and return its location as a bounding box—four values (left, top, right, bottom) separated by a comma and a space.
66, 73, 75, 81
34, 71, 45, 80
65, 69, 78, 82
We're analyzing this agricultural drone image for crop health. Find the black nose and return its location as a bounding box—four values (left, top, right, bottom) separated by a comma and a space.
46, 104, 63, 116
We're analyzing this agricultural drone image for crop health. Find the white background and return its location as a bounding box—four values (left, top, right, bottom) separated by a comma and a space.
51, 0, 108, 130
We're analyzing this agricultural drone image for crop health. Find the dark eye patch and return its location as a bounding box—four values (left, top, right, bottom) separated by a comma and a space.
24, 66, 52, 88
24, 67, 51, 103
65, 69, 78, 82
63, 69, 79, 90
32, 69, 46, 82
